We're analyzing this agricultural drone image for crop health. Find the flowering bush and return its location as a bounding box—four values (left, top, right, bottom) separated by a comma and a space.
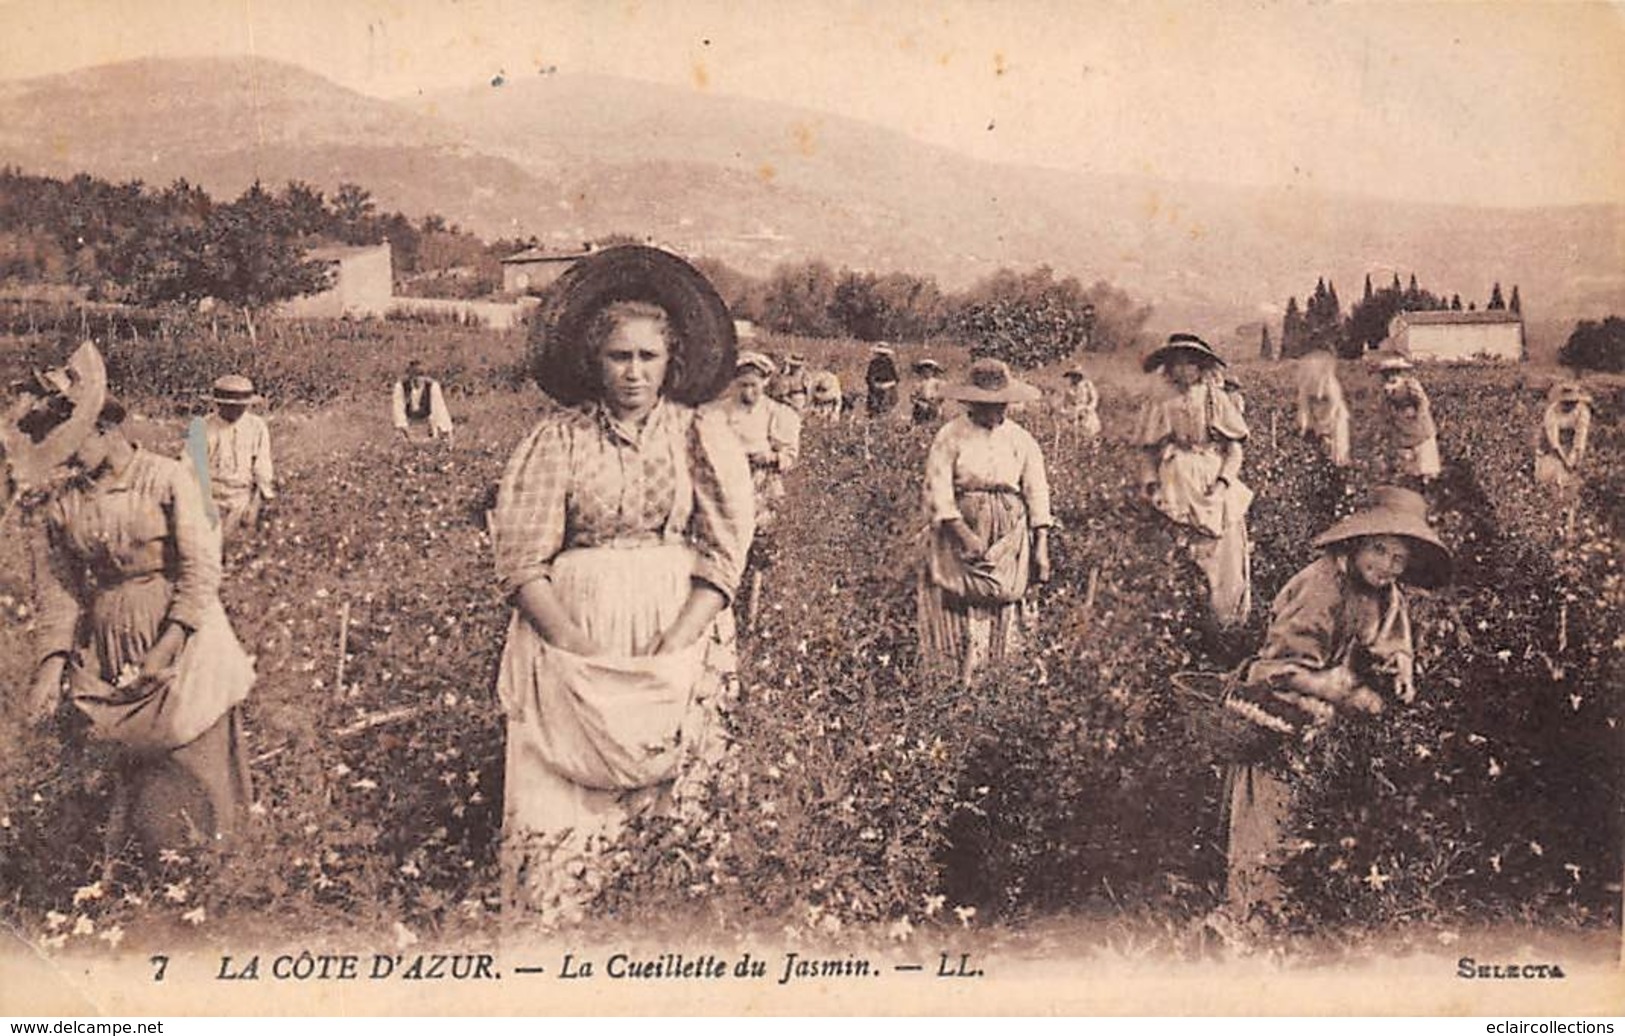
0, 334, 1617, 953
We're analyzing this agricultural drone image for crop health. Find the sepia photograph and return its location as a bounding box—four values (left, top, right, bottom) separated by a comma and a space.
0, 0, 1622, 1019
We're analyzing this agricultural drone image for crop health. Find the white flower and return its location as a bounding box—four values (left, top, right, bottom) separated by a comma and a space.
45, 911, 69, 931
72, 916, 95, 937
953, 905, 977, 927
1363, 864, 1391, 891
72, 881, 106, 906
888, 916, 914, 942
393, 921, 418, 949
923, 894, 946, 918
98, 925, 125, 949
162, 882, 189, 904
181, 907, 206, 926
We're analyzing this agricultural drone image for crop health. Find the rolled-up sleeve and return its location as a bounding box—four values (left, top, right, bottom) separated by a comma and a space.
31, 518, 82, 664
1018, 427, 1053, 529
491, 421, 570, 597
164, 460, 222, 632
688, 409, 755, 602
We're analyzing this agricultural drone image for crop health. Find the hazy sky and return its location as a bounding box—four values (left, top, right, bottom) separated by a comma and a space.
3, 0, 1622, 207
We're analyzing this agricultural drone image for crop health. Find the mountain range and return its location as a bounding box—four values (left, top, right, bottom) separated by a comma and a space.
1, 55, 1620, 358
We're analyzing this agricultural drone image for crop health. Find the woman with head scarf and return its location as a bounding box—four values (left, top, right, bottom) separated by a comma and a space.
4, 342, 255, 875
1136, 333, 1253, 628
1375, 355, 1441, 485
1533, 381, 1593, 492
493, 247, 754, 925
910, 358, 945, 425
1222, 486, 1450, 927
1295, 352, 1351, 468
1057, 368, 1102, 448
917, 358, 1053, 682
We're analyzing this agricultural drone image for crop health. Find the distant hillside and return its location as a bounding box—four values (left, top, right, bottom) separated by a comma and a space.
1, 57, 1620, 355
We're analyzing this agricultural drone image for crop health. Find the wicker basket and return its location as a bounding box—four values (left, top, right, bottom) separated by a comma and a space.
1171, 671, 1326, 765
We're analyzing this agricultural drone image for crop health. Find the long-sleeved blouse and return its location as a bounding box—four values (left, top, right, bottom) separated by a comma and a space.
490, 399, 755, 604
923, 415, 1053, 529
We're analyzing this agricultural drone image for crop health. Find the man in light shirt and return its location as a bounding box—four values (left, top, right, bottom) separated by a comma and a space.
202, 374, 276, 540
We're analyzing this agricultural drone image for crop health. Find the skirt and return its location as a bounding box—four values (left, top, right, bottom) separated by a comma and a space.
66, 574, 256, 860
496, 542, 732, 924
1151, 447, 1253, 629
1222, 763, 1296, 923
918, 489, 1033, 681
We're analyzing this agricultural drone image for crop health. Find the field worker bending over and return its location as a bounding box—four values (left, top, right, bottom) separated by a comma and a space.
1375, 355, 1440, 485
772, 353, 812, 413
1057, 368, 1102, 447
1295, 352, 1351, 467
1223, 486, 1449, 929
1533, 381, 1593, 492
392, 359, 454, 443
911, 358, 945, 425
1136, 333, 1253, 629
9, 343, 256, 871
918, 358, 1053, 683
866, 343, 901, 418
713, 350, 802, 629
199, 374, 275, 541
808, 370, 843, 423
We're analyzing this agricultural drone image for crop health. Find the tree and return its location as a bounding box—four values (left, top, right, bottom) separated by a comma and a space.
1282, 296, 1303, 357
1557, 316, 1625, 372
1451, 294, 1463, 311
1260, 325, 1275, 360
760, 260, 840, 337
947, 266, 1145, 368
1488, 282, 1506, 310
331, 182, 378, 244
195, 182, 333, 342
1509, 284, 1522, 314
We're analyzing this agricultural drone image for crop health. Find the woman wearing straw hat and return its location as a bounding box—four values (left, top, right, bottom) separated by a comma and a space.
917, 357, 1053, 682
1533, 381, 1594, 492
1223, 486, 1450, 927
199, 374, 276, 541
772, 353, 812, 414
5, 342, 255, 873
1375, 354, 1441, 485
494, 246, 754, 925
910, 358, 945, 425
1135, 333, 1253, 629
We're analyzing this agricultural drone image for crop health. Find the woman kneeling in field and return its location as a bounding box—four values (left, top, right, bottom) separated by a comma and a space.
490, 247, 754, 926
1223, 485, 1450, 928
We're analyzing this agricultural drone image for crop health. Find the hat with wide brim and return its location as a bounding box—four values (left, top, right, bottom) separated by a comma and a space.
940, 358, 1042, 405
1313, 485, 1452, 589
784, 353, 807, 367
1063, 368, 1086, 381
529, 245, 737, 407
1, 340, 108, 489
1374, 354, 1415, 373
913, 358, 943, 373
1142, 333, 1226, 373
207, 374, 264, 406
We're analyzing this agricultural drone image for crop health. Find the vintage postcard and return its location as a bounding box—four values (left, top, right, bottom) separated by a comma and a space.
1, 0, 1622, 1018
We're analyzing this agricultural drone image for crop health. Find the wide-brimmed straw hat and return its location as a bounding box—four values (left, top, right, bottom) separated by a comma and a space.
913, 358, 943, 374
1142, 332, 1226, 373
941, 358, 1042, 405
784, 353, 807, 368
1313, 485, 1452, 589
871, 342, 895, 356
1063, 368, 1086, 381
735, 350, 776, 378
529, 245, 737, 407
1, 340, 108, 489
810, 372, 841, 401
1374, 354, 1415, 373
208, 374, 264, 406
